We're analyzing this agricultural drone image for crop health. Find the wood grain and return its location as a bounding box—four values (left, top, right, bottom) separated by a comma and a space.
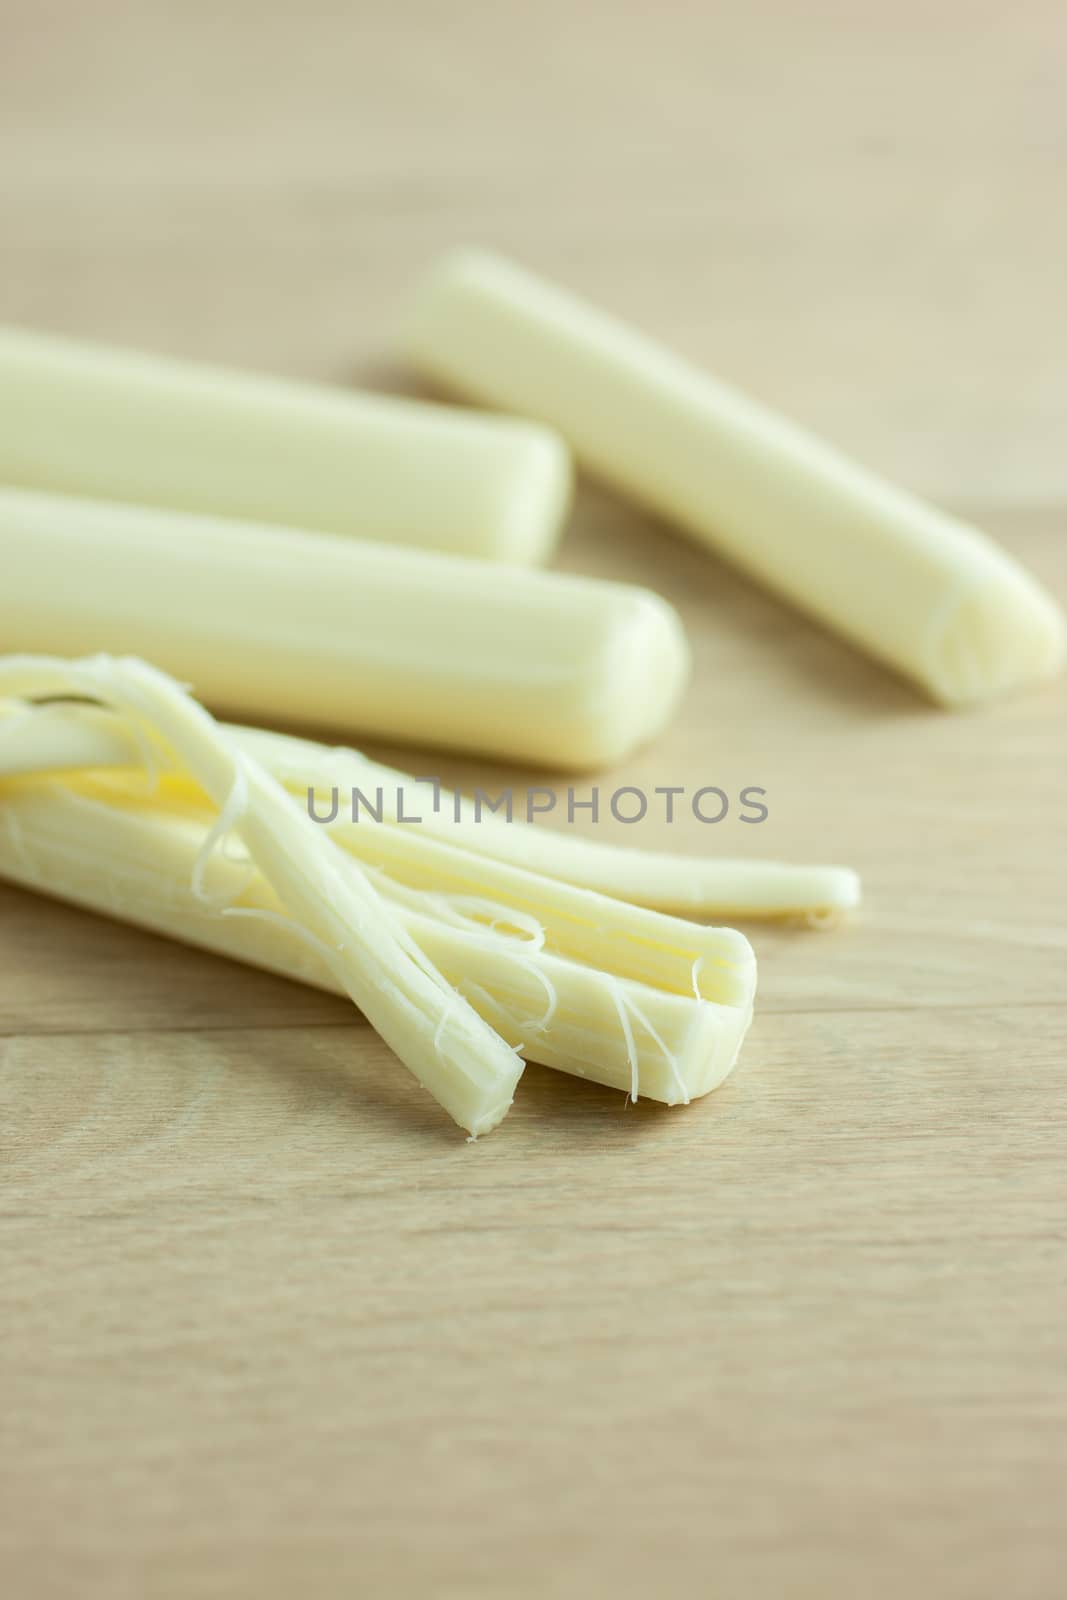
2, 3, 1065, 1596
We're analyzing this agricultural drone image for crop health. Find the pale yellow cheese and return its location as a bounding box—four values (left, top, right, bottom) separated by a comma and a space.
0, 654, 525, 1136
0, 777, 752, 1106
0, 322, 571, 564
0, 658, 758, 1111
406, 250, 1066, 706
0, 487, 690, 769
0, 703, 861, 919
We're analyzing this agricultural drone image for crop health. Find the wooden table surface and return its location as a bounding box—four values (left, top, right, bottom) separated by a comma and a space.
2, 4, 1065, 1596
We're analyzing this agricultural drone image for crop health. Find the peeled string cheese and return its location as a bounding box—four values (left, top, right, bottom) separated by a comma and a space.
0, 704, 755, 1010
0, 775, 753, 1105
0, 663, 758, 1106
0, 703, 861, 919
0, 487, 689, 769
0, 322, 571, 565
0, 654, 524, 1136
405, 250, 1066, 706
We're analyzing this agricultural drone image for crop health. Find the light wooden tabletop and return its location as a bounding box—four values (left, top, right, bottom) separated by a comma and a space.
2, 4, 1065, 1596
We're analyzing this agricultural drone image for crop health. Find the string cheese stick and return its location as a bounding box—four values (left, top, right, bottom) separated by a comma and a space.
320, 766, 857, 922
16, 759, 756, 1012
323, 822, 757, 1008
0, 704, 860, 919
0, 486, 689, 769
0, 654, 524, 1136
0, 779, 751, 1104
0, 695, 759, 1008
235, 726, 860, 918
405, 250, 1066, 707
0, 322, 571, 565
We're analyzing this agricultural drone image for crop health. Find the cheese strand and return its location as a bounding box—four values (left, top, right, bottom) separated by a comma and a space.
0, 654, 524, 1135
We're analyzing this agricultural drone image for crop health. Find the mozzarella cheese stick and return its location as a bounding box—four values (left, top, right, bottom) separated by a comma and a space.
405, 250, 1066, 707
0, 776, 752, 1105
0, 703, 860, 919
0, 487, 689, 769
0, 654, 524, 1136
0, 322, 570, 565
3, 752, 755, 1014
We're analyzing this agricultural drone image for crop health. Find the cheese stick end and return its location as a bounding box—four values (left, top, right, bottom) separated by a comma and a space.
487, 420, 574, 566
575, 587, 691, 767
926, 563, 1066, 708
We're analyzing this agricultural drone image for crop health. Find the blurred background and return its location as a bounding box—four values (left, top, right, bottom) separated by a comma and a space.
3, 0, 1064, 509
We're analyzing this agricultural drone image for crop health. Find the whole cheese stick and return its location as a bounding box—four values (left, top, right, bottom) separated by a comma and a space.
0, 487, 688, 769
405, 250, 1066, 706
0, 322, 571, 565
